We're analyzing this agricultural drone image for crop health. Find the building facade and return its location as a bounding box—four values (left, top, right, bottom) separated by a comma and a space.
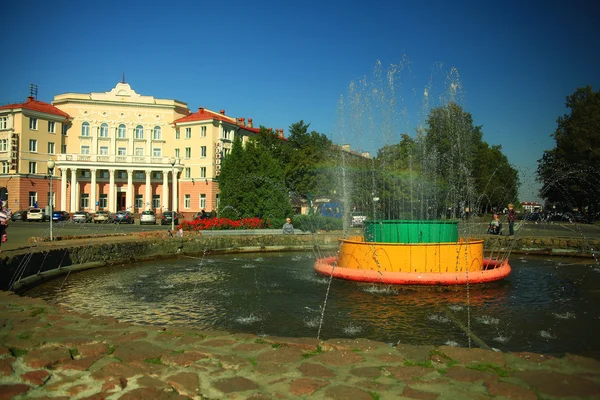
0, 82, 262, 216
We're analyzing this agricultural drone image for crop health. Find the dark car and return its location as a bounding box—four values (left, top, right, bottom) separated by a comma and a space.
193, 210, 210, 220
52, 211, 70, 222
114, 211, 135, 224
160, 211, 182, 226
11, 210, 27, 222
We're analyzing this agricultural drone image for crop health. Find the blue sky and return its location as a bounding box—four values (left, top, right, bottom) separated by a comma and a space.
2, 0, 599, 202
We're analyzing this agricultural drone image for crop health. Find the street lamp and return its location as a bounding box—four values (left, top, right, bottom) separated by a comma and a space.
47, 160, 55, 241
169, 157, 176, 233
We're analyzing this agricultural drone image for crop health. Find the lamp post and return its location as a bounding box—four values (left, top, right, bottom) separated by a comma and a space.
47, 160, 55, 241
170, 157, 176, 233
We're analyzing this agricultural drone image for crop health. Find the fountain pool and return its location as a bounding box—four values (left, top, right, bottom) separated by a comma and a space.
23, 251, 600, 360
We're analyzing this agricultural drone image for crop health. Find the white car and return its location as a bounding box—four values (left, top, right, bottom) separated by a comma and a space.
140, 210, 156, 225
27, 208, 46, 222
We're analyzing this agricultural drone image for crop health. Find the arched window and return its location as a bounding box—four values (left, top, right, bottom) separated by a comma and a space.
81, 122, 90, 137
153, 126, 161, 140
117, 124, 126, 138
135, 125, 144, 139
99, 123, 108, 138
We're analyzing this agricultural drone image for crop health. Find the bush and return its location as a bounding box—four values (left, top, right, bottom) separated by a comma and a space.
294, 214, 343, 232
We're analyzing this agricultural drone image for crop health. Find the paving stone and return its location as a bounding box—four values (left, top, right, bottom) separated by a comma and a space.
57, 355, 101, 371
376, 352, 404, 364
111, 331, 149, 343
0, 357, 15, 376
514, 370, 600, 398
161, 351, 210, 366
385, 365, 435, 380
396, 344, 435, 362
322, 338, 390, 352
118, 387, 188, 399
212, 376, 260, 393
323, 385, 373, 400
443, 366, 497, 383
91, 362, 149, 381
289, 378, 329, 396
563, 353, 600, 372
484, 380, 538, 400
354, 379, 396, 392
0, 383, 31, 400
67, 384, 92, 397
166, 371, 200, 397
215, 354, 251, 370
298, 362, 335, 378
22, 346, 72, 368
254, 363, 290, 375
255, 347, 305, 364
21, 369, 51, 385
350, 366, 383, 378
438, 346, 506, 366
112, 340, 164, 363
80, 393, 109, 400
310, 350, 365, 366
0, 346, 11, 357
199, 338, 237, 347
261, 336, 321, 350
175, 336, 206, 346
78, 342, 110, 358
137, 375, 170, 389
101, 376, 128, 392
232, 342, 272, 352
402, 386, 439, 400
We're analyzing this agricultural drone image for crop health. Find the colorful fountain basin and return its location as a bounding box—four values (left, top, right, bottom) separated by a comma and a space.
364, 220, 459, 244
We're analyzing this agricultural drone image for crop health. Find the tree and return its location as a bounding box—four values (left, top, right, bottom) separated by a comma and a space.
537, 86, 600, 214
218, 137, 292, 219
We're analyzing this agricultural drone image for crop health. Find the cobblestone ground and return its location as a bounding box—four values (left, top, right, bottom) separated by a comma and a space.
1, 290, 599, 399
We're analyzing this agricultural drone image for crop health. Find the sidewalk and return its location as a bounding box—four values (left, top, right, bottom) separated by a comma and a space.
1, 290, 600, 399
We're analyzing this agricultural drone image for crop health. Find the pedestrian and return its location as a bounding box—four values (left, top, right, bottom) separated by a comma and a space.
282, 217, 294, 234
0, 205, 9, 253
507, 203, 516, 236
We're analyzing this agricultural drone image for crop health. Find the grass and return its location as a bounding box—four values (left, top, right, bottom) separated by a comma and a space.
9, 348, 28, 357
107, 345, 115, 355
144, 356, 163, 365
17, 333, 31, 340
30, 307, 46, 317
370, 392, 380, 400
69, 348, 79, 358
466, 363, 510, 377
248, 357, 257, 366
255, 338, 267, 344
171, 349, 185, 354
404, 359, 433, 368
302, 345, 324, 359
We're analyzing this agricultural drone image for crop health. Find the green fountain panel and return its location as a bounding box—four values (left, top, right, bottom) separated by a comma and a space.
364, 220, 458, 243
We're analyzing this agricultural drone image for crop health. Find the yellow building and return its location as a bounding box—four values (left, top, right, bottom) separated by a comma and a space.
0, 82, 264, 216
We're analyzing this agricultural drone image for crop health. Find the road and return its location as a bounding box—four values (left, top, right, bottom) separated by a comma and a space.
2, 218, 599, 253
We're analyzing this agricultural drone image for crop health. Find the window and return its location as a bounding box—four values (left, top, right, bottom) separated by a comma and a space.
216, 193, 220, 209
99, 146, 109, 155
222, 128, 231, 140
29, 191, 37, 208
153, 148, 161, 157
29, 161, 36, 174
224, 148, 230, 156
135, 147, 144, 156
62, 124, 69, 135
29, 117, 38, 130
201, 126, 206, 137
117, 171, 126, 179
80, 170, 90, 178
184, 194, 190, 208
99, 171, 109, 178
134, 171, 144, 179
185, 167, 191, 178
175, 129, 180, 140
0, 116, 7, 129
185, 147, 191, 158
61, 144, 67, 154
152, 195, 160, 209
48, 142, 55, 155
99, 194, 108, 209
1, 162, 9, 173
200, 194, 206, 209
81, 145, 90, 154
81, 122, 90, 136
117, 124, 126, 138
135, 125, 144, 139
135, 194, 143, 209
200, 146, 207, 157
152, 171, 162, 179
174, 148, 180, 158
0, 139, 7, 152
153, 126, 161, 140
80, 194, 89, 209
117, 147, 126, 156
200, 167, 206, 178
48, 121, 55, 133
29, 139, 37, 152
185, 127, 191, 139
100, 123, 108, 138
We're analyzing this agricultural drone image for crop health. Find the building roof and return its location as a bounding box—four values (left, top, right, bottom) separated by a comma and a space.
0, 96, 70, 121
174, 107, 236, 125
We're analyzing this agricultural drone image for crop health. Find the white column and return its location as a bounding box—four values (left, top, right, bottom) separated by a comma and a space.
70, 168, 78, 213
60, 168, 68, 211
109, 169, 115, 213
162, 169, 169, 211
90, 168, 97, 212
145, 170, 152, 211
172, 168, 178, 212
126, 169, 134, 211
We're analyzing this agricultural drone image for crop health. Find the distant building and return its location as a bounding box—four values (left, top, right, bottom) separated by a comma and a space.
521, 201, 542, 213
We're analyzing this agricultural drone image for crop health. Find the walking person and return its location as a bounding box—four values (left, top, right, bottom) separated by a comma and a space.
0, 205, 9, 253
507, 203, 516, 236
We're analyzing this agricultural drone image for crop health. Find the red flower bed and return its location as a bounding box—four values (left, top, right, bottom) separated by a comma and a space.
180, 217, 264, 231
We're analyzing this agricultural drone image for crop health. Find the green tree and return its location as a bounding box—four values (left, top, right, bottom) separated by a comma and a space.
218, 137, 292, 220
537, 85, 600, 214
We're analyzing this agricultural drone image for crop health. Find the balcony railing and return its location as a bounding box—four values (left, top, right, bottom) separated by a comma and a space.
57, 154, 179, 165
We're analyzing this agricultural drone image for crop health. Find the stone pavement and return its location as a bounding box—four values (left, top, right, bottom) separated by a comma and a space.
1, 291, 600, 399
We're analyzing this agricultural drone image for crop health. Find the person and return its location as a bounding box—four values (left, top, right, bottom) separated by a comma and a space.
487, 213, 502, 235
507, 203, 516, 236
282, 217, 294, 234
0, 205, 9, 252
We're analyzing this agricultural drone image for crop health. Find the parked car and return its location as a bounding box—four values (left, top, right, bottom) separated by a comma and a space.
72, 211, 92, 223
193, 210, 210, 220
93, 211, 113, 224
351, 211, 367, 227
140, 210, 156, 225
114, 211, 135, 224
11, 210, 27, 222
52, 211, 70, 222
27, 208, 47, 222
160, 211, 182, 226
